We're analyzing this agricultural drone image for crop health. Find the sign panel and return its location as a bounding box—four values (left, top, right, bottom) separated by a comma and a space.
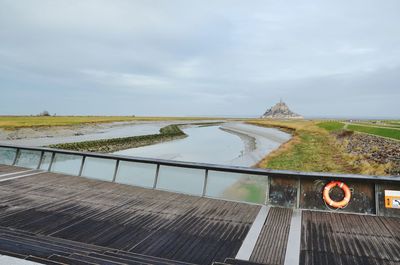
385, 190, 400, 209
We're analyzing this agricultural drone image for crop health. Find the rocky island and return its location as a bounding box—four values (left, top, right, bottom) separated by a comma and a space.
262, 100, 303, 119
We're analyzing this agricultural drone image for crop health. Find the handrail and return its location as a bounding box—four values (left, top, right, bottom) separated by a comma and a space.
0, 143, 398, 183
2, 143, 400, 216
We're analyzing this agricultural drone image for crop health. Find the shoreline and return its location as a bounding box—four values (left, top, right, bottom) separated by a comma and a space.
49, 124, 187, 153
0, 120, 224, 147
220, 123, 292, 166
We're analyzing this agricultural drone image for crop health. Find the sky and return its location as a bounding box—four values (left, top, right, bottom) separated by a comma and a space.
0, 0, 399, 118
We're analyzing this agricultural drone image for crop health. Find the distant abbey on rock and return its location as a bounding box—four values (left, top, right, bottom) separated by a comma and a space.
262, 100, 304, 119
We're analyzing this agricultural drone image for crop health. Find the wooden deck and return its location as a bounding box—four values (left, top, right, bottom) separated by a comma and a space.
0, 165, 399, 265
301, 211, 400, 265
0, 166, 260, 264
249, 207, 292, 265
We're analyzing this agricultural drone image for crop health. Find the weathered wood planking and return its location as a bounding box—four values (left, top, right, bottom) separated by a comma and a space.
0, 168, 260, 264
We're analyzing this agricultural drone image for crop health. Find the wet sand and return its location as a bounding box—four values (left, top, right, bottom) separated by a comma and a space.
0, 120, 222, 147
221, 123, 292, 166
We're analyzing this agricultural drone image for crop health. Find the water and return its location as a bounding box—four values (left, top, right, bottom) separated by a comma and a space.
115, 124, 291, 166
115, 125, 245, 165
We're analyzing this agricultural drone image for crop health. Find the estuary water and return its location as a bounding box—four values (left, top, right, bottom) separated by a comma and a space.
115, 123, 291, 166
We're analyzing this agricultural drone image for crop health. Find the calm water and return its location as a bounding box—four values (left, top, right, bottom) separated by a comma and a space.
115, 125, 245, 165
114, 124, 291, 166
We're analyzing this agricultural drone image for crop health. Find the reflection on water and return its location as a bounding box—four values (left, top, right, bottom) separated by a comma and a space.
115, 126, 245, 165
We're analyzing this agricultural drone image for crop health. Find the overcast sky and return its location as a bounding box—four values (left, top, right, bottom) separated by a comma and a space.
0, 0, 399, 118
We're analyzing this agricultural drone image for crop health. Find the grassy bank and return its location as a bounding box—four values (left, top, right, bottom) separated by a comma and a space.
0, 116, 226, 129
317, 121, 345, 132
49, 124, 187, 153
249, 120, 359, 174
316, 121, 400, 140
346, 124, 400, 140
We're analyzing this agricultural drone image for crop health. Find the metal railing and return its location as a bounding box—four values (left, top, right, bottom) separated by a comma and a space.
1, 144, 400, 217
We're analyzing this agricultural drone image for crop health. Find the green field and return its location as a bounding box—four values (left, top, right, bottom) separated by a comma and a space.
347, 124, 400, 140
315, 120, 400, 140
352, 121, 400, 129
0, 116, 225, 129
317, 121, 345, 132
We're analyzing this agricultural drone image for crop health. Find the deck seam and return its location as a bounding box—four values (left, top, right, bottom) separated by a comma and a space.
0, 171, 44, 182
235, 205, 270, 260
0, 169, 36, 178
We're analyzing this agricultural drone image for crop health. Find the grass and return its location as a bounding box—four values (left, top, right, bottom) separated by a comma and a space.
358, 122, 400, 129
247, 120, 395, 175
49, 124, 187, 153
0, 116, 227, 129
317, 121, 345, 132
347, 124, 400, 140
388, 121, 400, 126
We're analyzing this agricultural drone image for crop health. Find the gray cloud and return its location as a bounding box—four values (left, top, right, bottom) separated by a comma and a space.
0, 0, 399, 118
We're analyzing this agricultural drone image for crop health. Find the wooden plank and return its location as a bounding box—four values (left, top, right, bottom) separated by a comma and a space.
283, 209, 301, 265
249, 207, 292, 265
235, 206, 270, 260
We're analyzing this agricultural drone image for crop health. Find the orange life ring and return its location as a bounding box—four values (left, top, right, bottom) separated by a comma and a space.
323, 181, 351, 208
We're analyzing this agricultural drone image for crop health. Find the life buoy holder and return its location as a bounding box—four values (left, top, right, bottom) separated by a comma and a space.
323, 181, 351, 208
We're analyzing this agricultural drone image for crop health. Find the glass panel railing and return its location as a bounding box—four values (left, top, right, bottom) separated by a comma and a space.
81, 157, 116, 181
15, 149, 41, 169
157, 166, 205, 195
268, 176, 297, 207
50, 153, 82, 176
39, 152, 53, 170
206, 171, 268, 204
0, 147, 17, 165
115, 161, 157, 188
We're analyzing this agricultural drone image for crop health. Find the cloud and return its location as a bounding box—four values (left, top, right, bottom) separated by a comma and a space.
80, 69, 169, 89
0, 0, 399, 117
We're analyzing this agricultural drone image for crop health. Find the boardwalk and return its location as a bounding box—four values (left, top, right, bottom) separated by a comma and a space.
0, 165, 399, 265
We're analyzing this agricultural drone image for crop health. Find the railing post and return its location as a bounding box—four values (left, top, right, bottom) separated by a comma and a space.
265, 175, 271, 205
78, 156, 86, 176
12, 148, 19, 166
48, 152, 56, 171
37, 151, 44, 170
153, 164, 160, 189
296, 178, 301, 209
202, 169, 209, 197
375, 183, 380, 216
112, 160, 120, 182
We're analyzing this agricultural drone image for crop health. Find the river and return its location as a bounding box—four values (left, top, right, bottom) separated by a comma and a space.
115, 123, 291, 166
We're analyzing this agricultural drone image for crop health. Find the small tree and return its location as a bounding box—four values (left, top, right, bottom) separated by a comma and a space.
39, 110, 50, 116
